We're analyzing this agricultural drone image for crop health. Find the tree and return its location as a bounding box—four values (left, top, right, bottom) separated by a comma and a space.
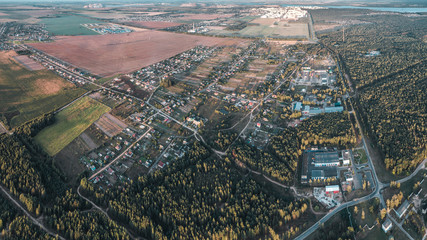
354, 206, 358, 215
361, 210, 365, 220
380, 208, 387, 220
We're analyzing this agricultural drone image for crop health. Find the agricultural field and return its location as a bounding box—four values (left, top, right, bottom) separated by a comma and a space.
127, 21, 184, 29
54, 125, 108, 182
40, 15, 102, 35
207, 18, 309, 39
29, 30, 244, 77
13, 55, 44, 70
35, 96, 110, 156
0, 51, 86, 127
94, 113, 127, 137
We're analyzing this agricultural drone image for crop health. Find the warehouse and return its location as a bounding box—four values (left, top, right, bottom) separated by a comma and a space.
313, 151, 340, 167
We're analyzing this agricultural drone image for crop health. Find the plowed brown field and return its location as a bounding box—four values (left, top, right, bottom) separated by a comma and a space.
29, 30, 245, 77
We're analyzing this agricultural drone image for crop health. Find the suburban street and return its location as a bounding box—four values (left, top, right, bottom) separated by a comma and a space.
89, 126, 153, 180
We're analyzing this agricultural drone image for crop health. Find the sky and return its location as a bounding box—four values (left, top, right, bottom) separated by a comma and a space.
4, 0, 427, 5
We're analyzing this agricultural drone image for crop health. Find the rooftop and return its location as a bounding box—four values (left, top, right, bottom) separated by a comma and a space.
314, 152, 339, 164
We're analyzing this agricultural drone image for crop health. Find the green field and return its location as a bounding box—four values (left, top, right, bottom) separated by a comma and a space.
35, 96, 110, 156
0, 52, 87, 128
40, 15, 102, 36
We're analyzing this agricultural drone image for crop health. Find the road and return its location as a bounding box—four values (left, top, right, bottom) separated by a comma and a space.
0, 121, 9, 135
0, 185, 64, 240
397, 158, 427, 184
387, 213, 414, 240
89, 127, 152, 180
295, 44, 427, 240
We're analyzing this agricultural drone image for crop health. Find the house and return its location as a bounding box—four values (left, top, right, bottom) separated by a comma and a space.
325, 185, 340, 194
107, 167, 114, 175
158, 161, 165, 169
293, 102, 302, 111
382, 217, 393, 233
345, 172, 353, 182
93, 177, 100, 184
302, 105, 310, 115
394, 200, 411, 219
342, 150, 351, 165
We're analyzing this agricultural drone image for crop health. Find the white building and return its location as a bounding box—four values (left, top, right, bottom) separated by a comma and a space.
382, 218, 392, 233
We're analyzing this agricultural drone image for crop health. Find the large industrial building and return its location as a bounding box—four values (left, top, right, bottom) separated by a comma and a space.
313, 151, 340, 167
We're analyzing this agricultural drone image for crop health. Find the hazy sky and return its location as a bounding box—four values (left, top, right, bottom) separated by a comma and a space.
4, 0, 427, 5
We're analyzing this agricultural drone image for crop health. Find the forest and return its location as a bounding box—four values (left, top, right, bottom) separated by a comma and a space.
0, 194, 53, 239
231, 112, 355, 184
0, 116, 130, 239
319, 14, 427, 175
80, 142, 311, 240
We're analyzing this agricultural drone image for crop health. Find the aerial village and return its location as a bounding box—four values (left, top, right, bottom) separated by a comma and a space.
1, 4, 425, 238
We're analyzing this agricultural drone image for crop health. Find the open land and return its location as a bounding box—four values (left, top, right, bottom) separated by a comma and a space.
209, 19, 309, 39
54, 125, 107, 182
173, 13, 234, 21
13, 55, 44, 70
35, 96, 110, 156
94, 112, 127, 137
127, 21, 184, 29
0, 51, 86, 127
29, 30, 246, 77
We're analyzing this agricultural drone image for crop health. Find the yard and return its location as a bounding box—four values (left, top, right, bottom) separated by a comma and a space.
0, 51, 86, 128
35, 96, 110, 156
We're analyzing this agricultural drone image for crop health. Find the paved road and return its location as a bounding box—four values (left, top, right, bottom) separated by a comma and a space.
387, 213, 414, 240
397, 158, 427, 184
0, 185, 64, 239
295, 46, 384, 239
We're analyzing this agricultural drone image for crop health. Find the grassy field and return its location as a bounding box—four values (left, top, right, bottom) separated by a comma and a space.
35, 96, 110, 156
354, 148, 368, 164
40, 15, 102, 35
0, 51, 87, 127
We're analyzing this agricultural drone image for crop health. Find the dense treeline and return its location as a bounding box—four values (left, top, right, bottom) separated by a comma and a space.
3, 216, 53, 240
298, 112, 356, 149
0, 135, 46, 213
320, 14, 426, 175
231, 112, 354, 184
81, 142, 309, 239
43, 190, 129, 240
0, 114, 132, 239
232, 128, 301, 184
320, 15, 427, 88
0, 195, 52, 239
358, 62, 426, 174
0, 194, 18, 233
